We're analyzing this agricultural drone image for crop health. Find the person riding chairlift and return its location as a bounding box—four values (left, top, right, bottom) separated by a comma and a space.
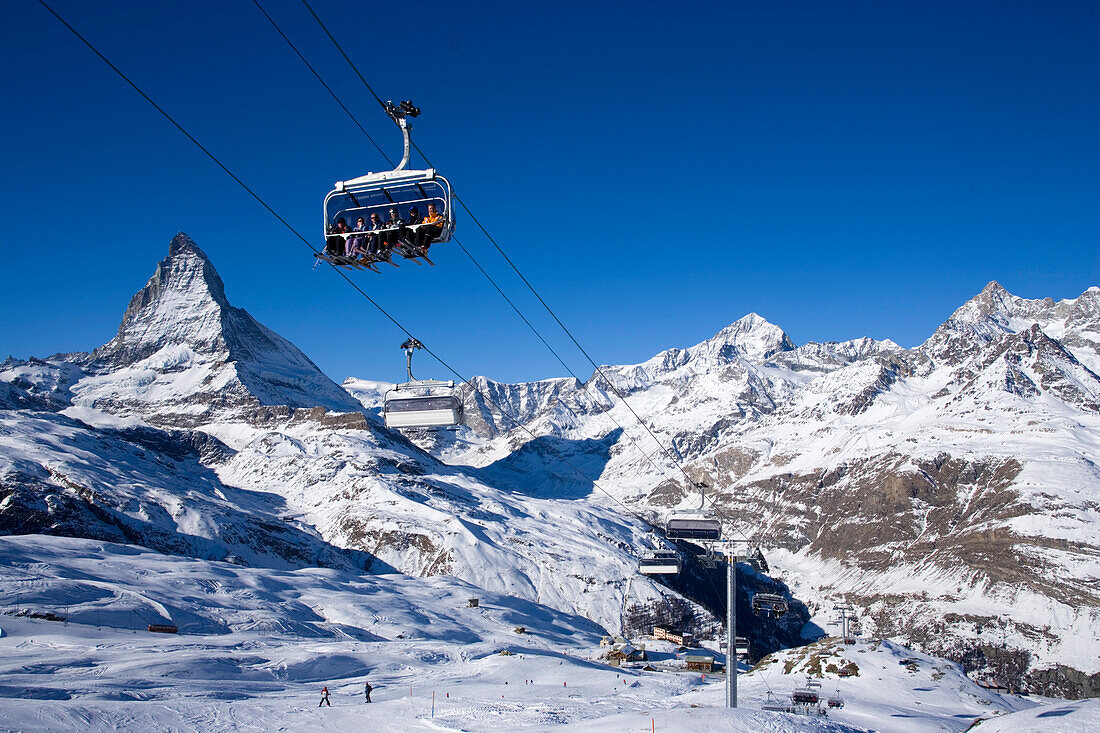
381, 207, 404, 252
346, 216, 367, 258
415, 203, 444, 252
365, 212, 385, 257
326, 217, 348, 257
401, 206, 422, 250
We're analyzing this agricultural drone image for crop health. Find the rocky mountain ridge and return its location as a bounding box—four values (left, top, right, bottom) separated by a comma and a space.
1, 235, 761, 651
417, 281, 1100, 697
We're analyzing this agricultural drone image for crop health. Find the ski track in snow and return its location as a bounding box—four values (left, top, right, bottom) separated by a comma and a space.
0, 536, 1065, 733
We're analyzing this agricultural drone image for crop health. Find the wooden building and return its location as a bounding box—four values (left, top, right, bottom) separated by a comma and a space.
684, 654, 715, 673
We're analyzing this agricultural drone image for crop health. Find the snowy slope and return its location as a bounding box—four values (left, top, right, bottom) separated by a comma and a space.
0, 409, 370, 572
0, 535, 1058, 732
0, 235, 717, 641
423, 282, 1100, 697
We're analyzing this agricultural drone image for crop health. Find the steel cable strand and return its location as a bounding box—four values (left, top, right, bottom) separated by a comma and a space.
37, 0, 652, 531
252, 0, 393, 166
297, 0, 711, 505
299, 0, 704, 503
277, 0, 680, 489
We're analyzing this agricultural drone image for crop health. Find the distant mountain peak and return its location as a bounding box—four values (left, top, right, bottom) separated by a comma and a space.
954, 281, 1020, 322
707, 313, 795, 361
75, 234, 363, 423
981, 280, 1008, 296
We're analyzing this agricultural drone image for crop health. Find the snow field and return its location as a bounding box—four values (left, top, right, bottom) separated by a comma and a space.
2, 535, 1081, 733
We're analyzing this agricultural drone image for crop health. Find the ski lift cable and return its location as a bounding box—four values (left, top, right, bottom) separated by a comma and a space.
260, 1, 678, 487
299, 0, 389, 112
35, 0, 317, 271
300, 0, 707, 504
295, 7, 769, 553
251, 0, 393, 167
449, 237, 677, 484
37, 0, 656, 534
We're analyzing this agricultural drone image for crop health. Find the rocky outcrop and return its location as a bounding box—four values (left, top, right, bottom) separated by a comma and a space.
431, 282, 1100, 698
70, 233, 364, 426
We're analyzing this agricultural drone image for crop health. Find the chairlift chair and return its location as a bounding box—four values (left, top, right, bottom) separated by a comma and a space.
638, 550, 683, 575
791, 678, 822, 705
665, 482, 722, 541
383, 338, 463, 429
321, 101, 454, 268
734, 636, 751, 660
751, 592, 789, 618
748, 546, 770, 573
827, 690, 845, 709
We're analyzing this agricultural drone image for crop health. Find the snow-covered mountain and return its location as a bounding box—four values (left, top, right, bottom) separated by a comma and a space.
0, 235, 739, 648
419, 283, 1100, 698
4, 233, 1097, 702
68, 233, 364, 427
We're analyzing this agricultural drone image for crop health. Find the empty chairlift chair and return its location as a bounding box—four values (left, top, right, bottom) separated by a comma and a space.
383, 339, 464, 430
665, 481, 722, 541
734, 636, 751, 660
638, 550, 683, 575
751, 592, 789, 618
665, 514, 723, 541
384, 388, 463, 428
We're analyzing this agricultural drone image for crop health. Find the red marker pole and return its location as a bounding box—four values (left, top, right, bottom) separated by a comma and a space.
432, 690, 435, 718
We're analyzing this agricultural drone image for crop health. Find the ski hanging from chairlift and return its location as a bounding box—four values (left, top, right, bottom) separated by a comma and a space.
319, 100, 455, 272
383, 338, 464, 429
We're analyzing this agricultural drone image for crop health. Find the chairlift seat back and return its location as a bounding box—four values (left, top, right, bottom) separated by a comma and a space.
665, 517, 722, 541
638, 552, 682, 575
384, 380, 463, 429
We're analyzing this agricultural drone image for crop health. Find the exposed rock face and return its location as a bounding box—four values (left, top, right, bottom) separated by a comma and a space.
925, 281, 1100, 373
5, 235, 1098, 696
1, 234, 720, 640
71, 233, 364, 427
0, 412, 373, 572
435, 282, 1100, 698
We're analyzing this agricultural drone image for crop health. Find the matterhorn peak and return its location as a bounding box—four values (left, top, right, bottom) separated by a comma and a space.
92, 232, 231, 366
74, 234, 363, 424
705, 313, 795, 362
165, 231, 226, 298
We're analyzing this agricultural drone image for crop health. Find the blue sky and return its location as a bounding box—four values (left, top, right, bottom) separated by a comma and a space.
2, 1, 1098, 384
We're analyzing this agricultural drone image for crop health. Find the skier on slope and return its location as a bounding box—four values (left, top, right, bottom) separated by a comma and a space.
364, 680, 373, 702
318, 686, 331, 707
